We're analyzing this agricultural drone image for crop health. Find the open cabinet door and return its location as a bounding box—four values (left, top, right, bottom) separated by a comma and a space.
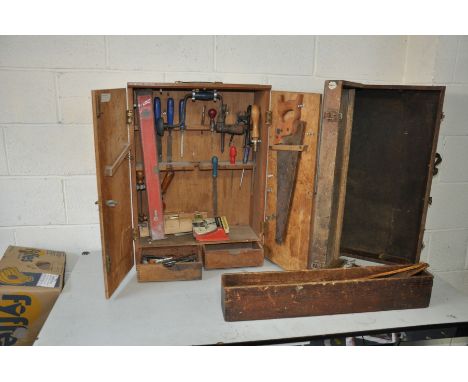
92, 88, 134, 298
264, 91, 321, 270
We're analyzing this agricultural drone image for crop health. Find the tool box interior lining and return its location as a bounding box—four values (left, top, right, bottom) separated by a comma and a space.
339, 88, 442, 264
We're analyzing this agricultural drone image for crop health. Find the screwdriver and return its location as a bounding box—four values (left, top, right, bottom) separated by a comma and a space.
212, 156, 218, 217
229, 145, 237, 192
167, 97, 174, 162
240, 111, 251, 189
179, 99, 185, 158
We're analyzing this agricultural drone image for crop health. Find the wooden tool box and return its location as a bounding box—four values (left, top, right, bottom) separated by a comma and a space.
221, 81, 446, 321
309, 81, 445, 268
92, 83, 323, 298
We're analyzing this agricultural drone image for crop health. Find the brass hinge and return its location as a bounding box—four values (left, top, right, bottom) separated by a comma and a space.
265, 214, 276, 221
265, 111, 272, 125
127, 110, 134, 125
441, 112, 445, 121
105, 255, 111, 273
324, 110, 342, 122
133, 228, 139, 241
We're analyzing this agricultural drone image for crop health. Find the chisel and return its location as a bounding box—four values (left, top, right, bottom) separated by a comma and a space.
153, 97, 164, 162
212, 156, 218, 216
179, 98, 185, 158
250, 105, 260, 193
167, 97, 174, 162
239, 115, 251, 189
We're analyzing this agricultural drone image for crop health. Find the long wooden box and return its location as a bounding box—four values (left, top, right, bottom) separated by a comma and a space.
222, 265, 433, 321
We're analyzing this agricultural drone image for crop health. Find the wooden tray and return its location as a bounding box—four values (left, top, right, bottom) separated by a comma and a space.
137, 245, 202, 282
222, 264, 433, 321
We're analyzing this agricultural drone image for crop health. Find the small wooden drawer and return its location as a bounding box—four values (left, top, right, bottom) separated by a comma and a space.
203, 241, 264, 270
136, 245, 202, 282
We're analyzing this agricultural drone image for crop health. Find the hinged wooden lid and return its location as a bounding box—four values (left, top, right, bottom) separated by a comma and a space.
310, 81, 445, 267
92, 88, 134, 298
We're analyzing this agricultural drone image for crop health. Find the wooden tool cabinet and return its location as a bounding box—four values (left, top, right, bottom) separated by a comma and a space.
92, 83, 322, 298
92, 81, 445, 301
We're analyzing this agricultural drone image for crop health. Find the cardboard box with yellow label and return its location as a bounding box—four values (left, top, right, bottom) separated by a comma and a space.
0, 246, 65, 346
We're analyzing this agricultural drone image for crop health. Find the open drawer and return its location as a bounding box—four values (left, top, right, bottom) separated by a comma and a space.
136, 245, 202, 282
203, 241, 264, 270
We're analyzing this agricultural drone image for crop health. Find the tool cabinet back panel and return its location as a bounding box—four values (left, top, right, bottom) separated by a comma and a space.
92, 83, 321, 298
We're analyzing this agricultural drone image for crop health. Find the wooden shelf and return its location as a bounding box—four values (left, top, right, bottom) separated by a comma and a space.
198, 161, 254, 171
157, 162, 196, 172
139, 224, 260, 248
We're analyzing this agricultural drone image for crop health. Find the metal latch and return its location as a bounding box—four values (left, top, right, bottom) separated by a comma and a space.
105, 200, 118, 207
324, 110, 342, 122
265, 214, 276, 221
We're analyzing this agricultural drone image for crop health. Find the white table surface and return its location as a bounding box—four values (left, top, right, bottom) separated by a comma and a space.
35, 251, 468, 345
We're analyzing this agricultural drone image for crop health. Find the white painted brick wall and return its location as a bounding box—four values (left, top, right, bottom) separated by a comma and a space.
404, 35, 468, 294
215, 36, 315, 75
107, 36, 214, 71
4, 124, 96, 175
0, 128, 8, 174
63, 176, 99, 224
0, 71, 57, 123
315, 36, 407, 81
0, 36, 467, 295
0, 36, 106, 69
0, 178, 66, 226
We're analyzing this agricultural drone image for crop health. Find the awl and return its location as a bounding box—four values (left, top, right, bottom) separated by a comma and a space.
212, 156, 218, 216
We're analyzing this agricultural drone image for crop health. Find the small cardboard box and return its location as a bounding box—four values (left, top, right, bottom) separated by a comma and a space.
0, 246, 66, 346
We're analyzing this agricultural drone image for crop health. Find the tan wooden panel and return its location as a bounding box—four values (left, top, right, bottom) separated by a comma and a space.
308, 81, 353, 268
264, 91, 321, 270
92, 88, 133, 298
